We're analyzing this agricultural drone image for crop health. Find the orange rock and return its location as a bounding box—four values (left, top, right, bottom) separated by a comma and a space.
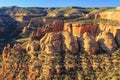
62, 31, 79, 53
53, 20, 64, 32
26, 41, 40, 52
44, 24, 53, 33
100, 10, 120, 21
95, 14, 100, 19
13, 43, 23, 52
79, 32, 99, 54
115, 29, 120, 46
97, 32, 118, 53
40, 32, 62, 54
64, 23, 72, 34
36, 27, 42, 37
2, 45, 11, 60
65, 23, 98, 37
40, 31, 79, 54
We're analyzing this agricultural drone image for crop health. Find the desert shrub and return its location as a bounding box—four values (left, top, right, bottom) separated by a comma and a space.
97, 70, 120, 80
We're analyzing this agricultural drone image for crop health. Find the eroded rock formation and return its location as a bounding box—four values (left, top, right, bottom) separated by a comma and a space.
64, 23, 98, 37
0, 6, 120, 80
62, 31, 79, 53
40, 32, 62, 54
79, 32, 99, 54
96, 32, 118, 53
40, 31, 79, 54
115, 29, 120, 46
99, 10, 120, 21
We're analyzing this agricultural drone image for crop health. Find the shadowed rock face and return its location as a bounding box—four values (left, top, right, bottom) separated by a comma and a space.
0, 15, 19, 38
79, 32, 99, 54
22, 20, 64, 38
62, 31, 79, 53
115, 29, 120, 46
40, 32, 62, 54
96, 32, 118, 54
40, 31, 79, 54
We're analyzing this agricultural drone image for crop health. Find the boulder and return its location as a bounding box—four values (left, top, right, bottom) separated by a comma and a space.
97, 32, 118, 53
79, 32, 99, 54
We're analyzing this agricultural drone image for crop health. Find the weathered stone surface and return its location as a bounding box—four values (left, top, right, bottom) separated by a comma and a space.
64, 23, 73, 33
13, 43, 23, 52
62, 31, 79, 53
79, 32, 99, 54
98, 23, 120, 36
40, 32, 62, 54
53, 20, 64, 32
115, 29, 120, 46
97, 32, 118, 53
40, 31, 79, 54
99, 10, 120, 21
26, 41, 40, 52
64, 23, 98, 37
2, 45, 11, 60
36, 27, 42, 37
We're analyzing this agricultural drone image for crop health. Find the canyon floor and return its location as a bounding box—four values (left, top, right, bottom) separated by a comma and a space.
0, 6, 120, 80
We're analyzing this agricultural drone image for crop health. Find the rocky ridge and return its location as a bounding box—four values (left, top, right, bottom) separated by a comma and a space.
0, 18, 120, 79
0, 6, 120, 80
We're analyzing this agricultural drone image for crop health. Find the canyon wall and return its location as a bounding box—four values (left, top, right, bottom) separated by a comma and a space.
0, 7, 120, 80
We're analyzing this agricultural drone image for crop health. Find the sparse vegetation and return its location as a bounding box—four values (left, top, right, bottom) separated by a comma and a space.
0, 6, 120, 80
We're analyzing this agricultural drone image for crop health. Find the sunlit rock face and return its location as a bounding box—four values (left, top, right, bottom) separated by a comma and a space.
61, 31, 79, 53
99, 9, 120, 21
64, 23, 98, 37
40, 32, 62, 54
79, 32, 99, 54
98, 23, 120, 36
40, 31, 79, 54
96, 32, 118, 54
0, 6, 120, 80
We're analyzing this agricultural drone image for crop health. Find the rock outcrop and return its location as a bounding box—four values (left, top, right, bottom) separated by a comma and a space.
40, 31, 79, 54
79, 32, 99, 54
62, 31, 79, 53
26, 41, 40, 52
64, 23, 98, 37
115, 29, 120, 46
22, 19, 64, 38
13, 43, 23, 52
40, 32, 62, 54
53, 20, 64, 32
99, 10, 120, 21
96, 32, 118, 53
98, 23, 120, 36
